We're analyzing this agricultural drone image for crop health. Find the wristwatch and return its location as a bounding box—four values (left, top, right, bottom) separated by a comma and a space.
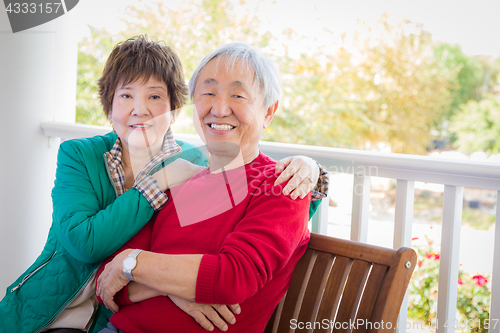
122, 249, 143, 281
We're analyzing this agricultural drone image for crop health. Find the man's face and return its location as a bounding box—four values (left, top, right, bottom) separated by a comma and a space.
192, 57, 276, 163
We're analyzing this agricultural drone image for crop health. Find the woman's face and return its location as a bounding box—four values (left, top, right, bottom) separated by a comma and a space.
193, 58, 277, 163
110, 77, 172, 152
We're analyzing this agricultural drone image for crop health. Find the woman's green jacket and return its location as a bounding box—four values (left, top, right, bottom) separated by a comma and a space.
0, 132, 208, 333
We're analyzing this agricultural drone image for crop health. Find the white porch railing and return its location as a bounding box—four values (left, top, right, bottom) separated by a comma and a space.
41, 121, 500, 333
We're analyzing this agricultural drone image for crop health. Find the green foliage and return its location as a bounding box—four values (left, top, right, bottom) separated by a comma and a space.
434, 44, 482, 117
433, 44, 500, 121
450, 94, 500, 154
408, 237, 440, 321
76, 27, 115, 126
456, 272, 491, 333
409, 236, 491, 333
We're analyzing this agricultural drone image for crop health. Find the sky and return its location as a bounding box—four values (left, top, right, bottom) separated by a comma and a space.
68, 0, 500, 57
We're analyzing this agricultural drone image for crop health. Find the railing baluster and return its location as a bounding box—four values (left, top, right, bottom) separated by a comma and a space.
436, 185, 463, 333
311, 192, 329, 235
489, 191, 500, 333
393, 179, 415, 333
351, 174, 370, 243
394, 179, 415, 247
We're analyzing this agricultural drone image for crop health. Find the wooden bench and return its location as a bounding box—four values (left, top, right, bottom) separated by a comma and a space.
265, 233, 417, 333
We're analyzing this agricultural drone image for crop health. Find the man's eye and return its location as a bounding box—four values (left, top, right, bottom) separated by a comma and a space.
204, 92, 215, 96
233, 95, 244, 99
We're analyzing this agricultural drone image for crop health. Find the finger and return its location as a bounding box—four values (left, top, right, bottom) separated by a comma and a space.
274, 163, 299, 188
104, 296, 119, 313
300, 179, 316, 199
213, 304, 236, 325
281, 165, 309, 196
190, 310, 215, 331
96, 273, 104, 296
289, 179, 315, 200
275, 157, 292, 174
229, 304, 241, 315
203, 305, 229, 331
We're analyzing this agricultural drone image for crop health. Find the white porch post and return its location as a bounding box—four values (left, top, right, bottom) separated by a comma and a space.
351, 174, 370, 242
436, 185, 464, 333
489, 191, 500, 333
0, 12, 77, 297
394, 179, 415, 333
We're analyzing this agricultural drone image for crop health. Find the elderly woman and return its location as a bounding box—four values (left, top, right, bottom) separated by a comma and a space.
96, 42, 315, 333
0, 37, 327, 333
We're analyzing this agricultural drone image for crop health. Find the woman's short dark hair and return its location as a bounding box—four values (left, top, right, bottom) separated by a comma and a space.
98, 35, 188, 120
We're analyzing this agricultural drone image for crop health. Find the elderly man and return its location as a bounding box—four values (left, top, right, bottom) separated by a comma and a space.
96, 43, 317, 333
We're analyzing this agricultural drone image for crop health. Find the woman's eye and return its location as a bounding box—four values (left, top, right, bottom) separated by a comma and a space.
121, 94, 132, 99
151, 95, 161, 100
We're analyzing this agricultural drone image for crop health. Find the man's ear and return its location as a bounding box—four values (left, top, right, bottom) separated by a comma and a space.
263, 101, 279, 128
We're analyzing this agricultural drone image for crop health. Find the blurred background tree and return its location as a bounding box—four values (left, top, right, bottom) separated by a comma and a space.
450, 94, 500, 155
76, 27, 116, 125
76, 0, 500, 155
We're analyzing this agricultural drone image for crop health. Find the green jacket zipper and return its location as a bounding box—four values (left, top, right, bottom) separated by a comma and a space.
10, 251, 57, 293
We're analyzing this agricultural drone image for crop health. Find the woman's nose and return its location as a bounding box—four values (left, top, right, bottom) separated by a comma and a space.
132, 98, 150, 116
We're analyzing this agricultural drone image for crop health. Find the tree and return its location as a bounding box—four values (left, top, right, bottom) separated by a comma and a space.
76, 27, 116, 125
433, 44, 500, 120
450, 94, 500, 155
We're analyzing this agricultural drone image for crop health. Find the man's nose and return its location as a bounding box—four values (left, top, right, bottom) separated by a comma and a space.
211, 97, 232, 118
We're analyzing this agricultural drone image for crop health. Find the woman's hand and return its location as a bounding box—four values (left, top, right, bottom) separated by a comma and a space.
169, 295, 241, 331
274, 156, 319, 199
96, 249, 133, 313
151, 159, 205, 191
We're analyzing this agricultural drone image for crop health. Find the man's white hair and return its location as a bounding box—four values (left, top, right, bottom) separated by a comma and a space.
188, 42, 281, 109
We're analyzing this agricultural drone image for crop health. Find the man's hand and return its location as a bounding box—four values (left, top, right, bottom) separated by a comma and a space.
96, 249, 133, 313
169, 295, 241, 331
274, 156, 320, 199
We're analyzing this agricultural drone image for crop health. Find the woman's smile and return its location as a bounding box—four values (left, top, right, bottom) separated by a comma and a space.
129, 123, 154, 131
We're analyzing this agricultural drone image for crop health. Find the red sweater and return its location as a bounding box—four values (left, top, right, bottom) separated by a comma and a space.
97, 152, 310, 333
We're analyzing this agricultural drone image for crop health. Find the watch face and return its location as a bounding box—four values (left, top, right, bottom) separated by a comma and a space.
123, 257, 137, 271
